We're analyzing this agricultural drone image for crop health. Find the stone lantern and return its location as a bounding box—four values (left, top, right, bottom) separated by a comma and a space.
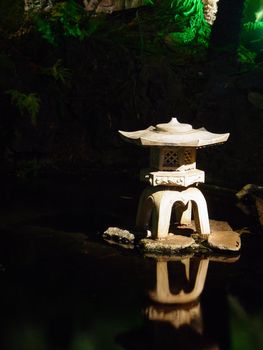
119, 118, 230, 243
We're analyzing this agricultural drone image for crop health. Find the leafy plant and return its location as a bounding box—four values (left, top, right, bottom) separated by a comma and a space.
7, 89, 41, 125
169, 0, 210, 45
243, 21, 263, 32
35, 0, 100, 45
238, 45, 257, 64
36, 17, 56, 44
41, 59, 71, 84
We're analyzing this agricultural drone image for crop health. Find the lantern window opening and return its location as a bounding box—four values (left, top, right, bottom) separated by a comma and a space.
163, 149, 180, 169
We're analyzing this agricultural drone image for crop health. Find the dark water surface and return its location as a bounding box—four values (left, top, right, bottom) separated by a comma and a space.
0, 177, 263, 350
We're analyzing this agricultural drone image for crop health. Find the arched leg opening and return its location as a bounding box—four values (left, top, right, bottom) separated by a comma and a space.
174, 200, 192, 226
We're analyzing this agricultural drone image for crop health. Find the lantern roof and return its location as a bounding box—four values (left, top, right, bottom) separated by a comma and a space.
119, 118, 229, 147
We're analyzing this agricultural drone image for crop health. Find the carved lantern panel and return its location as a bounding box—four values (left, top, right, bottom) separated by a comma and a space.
150, 147, 196, 172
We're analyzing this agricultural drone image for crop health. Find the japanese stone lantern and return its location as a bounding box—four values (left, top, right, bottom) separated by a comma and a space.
119, 118, 229, 241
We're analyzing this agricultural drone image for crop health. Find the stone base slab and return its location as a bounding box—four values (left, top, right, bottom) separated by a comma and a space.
103, 219, 241, 254
139, 234, 196, 254
207, 231, 241, 252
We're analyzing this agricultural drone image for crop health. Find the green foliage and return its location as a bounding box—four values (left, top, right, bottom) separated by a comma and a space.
244, 21, 263, 32
240, 0, 263, 64
167, 27, 196, 44
238, 45, 257, 64
229, 296, 263, 350
49, 1, 88, 38
7, 90, 41, 126
140, 0, 210, 47
33, 0, 210, 48
169, 0, 210, 45
35, 0, 100, 45
143, 0, 154, 4
36, 17, 56, 45
41, 59, 71, 84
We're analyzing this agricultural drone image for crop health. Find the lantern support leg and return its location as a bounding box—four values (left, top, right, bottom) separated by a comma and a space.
151, 191, 173, 239
136, 187, 173, 239
136, 188, 154, 232
136, 186, 211, 239
189, 188, 210, 237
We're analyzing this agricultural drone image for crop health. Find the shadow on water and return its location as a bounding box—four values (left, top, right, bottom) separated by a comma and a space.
0, 176, 263, 349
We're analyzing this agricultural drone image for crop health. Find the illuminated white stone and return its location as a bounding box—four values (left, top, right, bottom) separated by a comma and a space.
136, 186, 211, 238
24, 0, 53, 11
119, 117, 235, 246
202, 0, 219, 25
141, 169, 205, 187
83, 0, 144, 13
119, 118, 229, 147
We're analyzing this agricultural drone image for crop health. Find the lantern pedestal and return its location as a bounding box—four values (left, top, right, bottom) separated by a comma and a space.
136, 186, 210, 239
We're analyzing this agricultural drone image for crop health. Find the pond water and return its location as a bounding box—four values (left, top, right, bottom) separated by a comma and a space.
0, 178, 263, 350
